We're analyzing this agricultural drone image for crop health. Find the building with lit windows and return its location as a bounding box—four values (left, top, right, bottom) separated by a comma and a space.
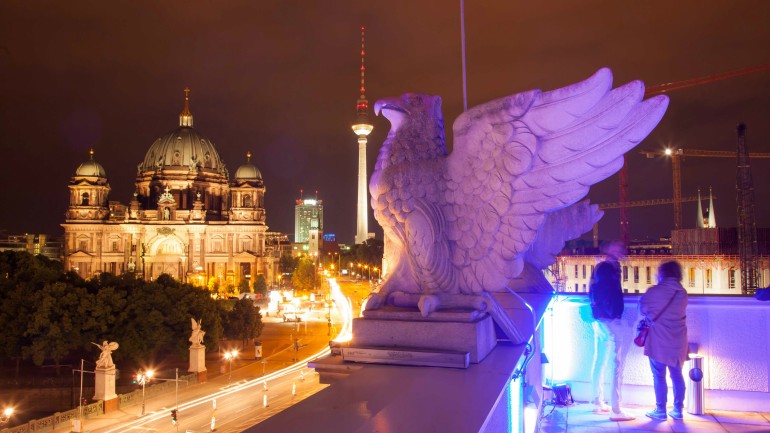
61, 89, 273, 288
294, 197, 323, 244
0, 233, 62, 261
548, 201, 770, 295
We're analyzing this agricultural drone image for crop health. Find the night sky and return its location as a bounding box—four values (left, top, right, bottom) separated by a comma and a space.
1, 2, 769, 244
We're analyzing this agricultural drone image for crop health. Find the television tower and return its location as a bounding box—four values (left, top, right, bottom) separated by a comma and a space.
352, 26, 373, 245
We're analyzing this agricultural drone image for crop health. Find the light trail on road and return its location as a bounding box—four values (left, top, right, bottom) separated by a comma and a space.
98, 278, 354, 433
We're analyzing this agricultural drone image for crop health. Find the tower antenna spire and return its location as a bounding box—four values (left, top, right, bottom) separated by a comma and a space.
356, 26, 368, 116
352, 26, 374, 245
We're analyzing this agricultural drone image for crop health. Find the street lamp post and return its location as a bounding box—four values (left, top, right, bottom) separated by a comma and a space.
224, 350, 238, 385
0, 407, 14, 425
138, 369, 154, 416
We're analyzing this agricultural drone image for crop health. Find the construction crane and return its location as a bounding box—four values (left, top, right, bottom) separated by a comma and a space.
616, 61, 770, 243
640, 148, 770, 231
593, 196, 709, 247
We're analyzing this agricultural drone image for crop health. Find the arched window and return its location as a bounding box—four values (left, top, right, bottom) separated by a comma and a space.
81, 192, 90, 206
243, 194, 252, 207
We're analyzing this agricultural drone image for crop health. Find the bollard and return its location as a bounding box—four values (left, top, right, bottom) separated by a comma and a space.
255, 341, 262, 360
687, 354, 704, 415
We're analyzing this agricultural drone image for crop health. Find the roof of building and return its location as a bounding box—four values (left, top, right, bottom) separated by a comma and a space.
234, 151, 262, 180
138, 89, 226, 174
74, 149, 107, 177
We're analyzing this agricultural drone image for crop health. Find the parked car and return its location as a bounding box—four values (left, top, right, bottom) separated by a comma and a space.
282, 312, 303, 322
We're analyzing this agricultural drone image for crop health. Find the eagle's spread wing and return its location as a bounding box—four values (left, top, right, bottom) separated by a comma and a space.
445, 68, 668, 293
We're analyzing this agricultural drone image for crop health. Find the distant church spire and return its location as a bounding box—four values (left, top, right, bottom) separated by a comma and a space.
697, 188, 705, 228
179, 87, 193, 127
696, 187, 717, 228
708, 186, 717, 228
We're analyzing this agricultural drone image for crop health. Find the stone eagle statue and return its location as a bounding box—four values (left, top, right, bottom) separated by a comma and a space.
366, 68, 668, 316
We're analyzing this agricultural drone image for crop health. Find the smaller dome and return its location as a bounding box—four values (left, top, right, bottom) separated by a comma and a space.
235, 151, 262, 180
75, 149, 107, 177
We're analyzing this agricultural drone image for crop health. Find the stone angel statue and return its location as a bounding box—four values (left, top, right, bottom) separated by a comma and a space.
92, 340, 119, 369
189, 318, 205, 347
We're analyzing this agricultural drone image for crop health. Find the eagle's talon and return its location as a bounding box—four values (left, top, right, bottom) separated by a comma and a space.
418, 295, 440, 317
364, 293, 387, 311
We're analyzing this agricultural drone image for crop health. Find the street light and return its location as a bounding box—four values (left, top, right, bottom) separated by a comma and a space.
0, 407, 14, 425
328, 252, 340, 277
137, 369, 154, 416
224, 350, 238, 384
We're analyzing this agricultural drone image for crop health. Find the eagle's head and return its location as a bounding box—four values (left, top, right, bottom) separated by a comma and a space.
374, 93, 447, 170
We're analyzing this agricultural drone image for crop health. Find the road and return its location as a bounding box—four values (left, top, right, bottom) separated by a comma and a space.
60, 279, 353, 433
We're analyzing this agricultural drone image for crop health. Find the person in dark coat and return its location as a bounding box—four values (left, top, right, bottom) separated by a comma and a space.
640, 260, 688, 420
589, 240, 635, 421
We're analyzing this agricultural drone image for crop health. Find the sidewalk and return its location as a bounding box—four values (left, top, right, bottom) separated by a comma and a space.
540, 402, 770, 433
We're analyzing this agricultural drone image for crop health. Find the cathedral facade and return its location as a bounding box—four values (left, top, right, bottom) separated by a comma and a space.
61, 89, 271, 289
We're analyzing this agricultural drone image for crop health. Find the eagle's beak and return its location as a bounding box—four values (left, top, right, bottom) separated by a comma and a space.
374, 97, 408, 117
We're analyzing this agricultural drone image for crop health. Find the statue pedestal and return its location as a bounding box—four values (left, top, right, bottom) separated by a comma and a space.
94, 367, 117, 401
189, 345, 206, 373
349, 308, 496, 365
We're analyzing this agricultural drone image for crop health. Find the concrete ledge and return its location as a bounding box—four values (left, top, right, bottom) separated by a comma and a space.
351, 313, 496, 363
342, 346, 470, 368
244, 343, 528, 433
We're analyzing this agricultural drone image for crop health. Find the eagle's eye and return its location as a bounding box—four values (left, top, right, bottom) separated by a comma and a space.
406, 95, 423, 107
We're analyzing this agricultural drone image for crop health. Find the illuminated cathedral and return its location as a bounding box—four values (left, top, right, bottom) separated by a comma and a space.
61, 89, 272, 288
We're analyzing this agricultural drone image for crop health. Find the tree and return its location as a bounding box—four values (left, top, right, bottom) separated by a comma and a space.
221, 299, 263, 347
253, 274, 267, 296
291, 256, 316, 293
0, 255, 224, 372
279, 254, 298, 274
238, 278, 251, 294
22, 282, 88, 374
350, 238, 384, 265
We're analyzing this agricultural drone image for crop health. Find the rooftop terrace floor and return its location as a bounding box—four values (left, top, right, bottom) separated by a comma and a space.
539, 402, 770, 433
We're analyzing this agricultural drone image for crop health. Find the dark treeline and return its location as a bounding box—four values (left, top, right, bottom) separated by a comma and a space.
0, 251, 263, 376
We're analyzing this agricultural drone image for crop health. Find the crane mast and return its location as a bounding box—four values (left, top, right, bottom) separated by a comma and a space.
735, 124, 760, 294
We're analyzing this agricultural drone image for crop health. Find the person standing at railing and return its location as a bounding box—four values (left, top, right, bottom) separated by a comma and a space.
588, 240, 635, 421
640, 260, 688, 421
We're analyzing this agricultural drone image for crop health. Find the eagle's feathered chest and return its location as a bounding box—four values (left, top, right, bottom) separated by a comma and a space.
371, 158, 447, 229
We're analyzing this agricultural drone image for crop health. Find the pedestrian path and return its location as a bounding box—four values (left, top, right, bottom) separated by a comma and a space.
539, 402, 770, 433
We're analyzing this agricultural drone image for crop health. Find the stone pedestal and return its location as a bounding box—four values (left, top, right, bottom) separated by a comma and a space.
351, 308, 496, 364
189, 345, 206, 373
93, 367, 117, 401
103, 397, 119, 413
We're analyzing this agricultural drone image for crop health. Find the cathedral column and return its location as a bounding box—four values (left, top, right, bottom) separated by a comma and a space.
125, 233, 132, 272
95, 232, 103, 273
187, 231, 194, 276
199, 234, 206, 285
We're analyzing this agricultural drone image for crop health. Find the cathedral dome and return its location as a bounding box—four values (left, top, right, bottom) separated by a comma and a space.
140, 127, 225, 173
138, 88, 226, 174
234, 151, 262, 180
75, 149, 107, 177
